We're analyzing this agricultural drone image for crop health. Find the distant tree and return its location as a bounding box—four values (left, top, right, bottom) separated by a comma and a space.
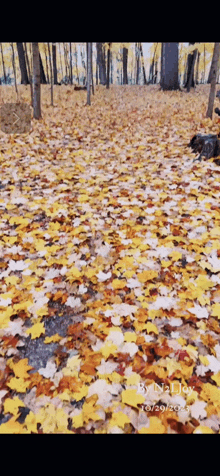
52, 43, 58, 85
69, 42, 73, 85
139, 43, 147, 85
87, 42, 92, 105
96, 43, 106, 85
0, 43, 7, 83
160, 43, 180, 90
39, 52, 47, 84
136, 43, 140, 84
123, 46, 128, 84
16, 43, 29, 84
106, 43, 111, 89
32, 43, 41, 119
11, 43, 19, 98
206, 42, 220, 119
47, 43, 53, 106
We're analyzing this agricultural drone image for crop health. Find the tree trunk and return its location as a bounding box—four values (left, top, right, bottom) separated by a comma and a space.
195, 51, 200, 84
160, 43, 180, 90
52, 43, 58, 85
0, 43, 7, 83
24, 43, 33, 106
96, 43, 106, 85
32, 43, 41, 119
59, 43, 64, 82
136, 43, 140, 84
206, 42, 220, 119
74, 44, 79, 84
140, 42, 147, 85
208, 45, 217, 84
187, 48, 197, 92
106, 43, 111, 89
69, 42, 73, 85
47, 43, 53, 106
160, 42, 165, 88
11, 43, 19, 99
16, 43, 29, 84
87, 42, 92, 105
184, 42, 197, 90
39, 52, 47, 84
123, 47, 128, 84
44, 43, 50, 83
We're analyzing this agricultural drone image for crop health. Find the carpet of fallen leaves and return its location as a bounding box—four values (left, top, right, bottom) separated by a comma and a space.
1, 84, 220, 433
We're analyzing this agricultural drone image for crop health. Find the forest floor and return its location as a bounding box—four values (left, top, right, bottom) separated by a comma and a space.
0, 84, 220, 433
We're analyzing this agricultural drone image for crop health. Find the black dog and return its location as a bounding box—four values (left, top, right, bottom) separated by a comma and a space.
188, 133, 220, 162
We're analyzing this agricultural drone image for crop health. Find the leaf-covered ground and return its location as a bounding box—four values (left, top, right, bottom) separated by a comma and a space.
1, 84, 220, 433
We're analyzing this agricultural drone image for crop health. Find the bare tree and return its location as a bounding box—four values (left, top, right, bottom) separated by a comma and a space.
139, 43, 147, 85
52, 43, 58, 85
184, 42, 198, 91
32, 43, 41, 119
106, 42, 111, 89
206, 42, 220, 119
87, 42, 92, 105
69, 43, 73, 85
96, 43, 106, 85
136, 43, 140, 84
47, 43, 53, 106
16, 43, 29, 84
0, 43, 7, 83
11, 43, 19, 99
123, 46, 128, 84
24, 43, 33, 106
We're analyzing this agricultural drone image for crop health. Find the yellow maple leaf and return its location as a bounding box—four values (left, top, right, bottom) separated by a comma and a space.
0, 416, 27, 434
138, 416, 165, 434
137, 270, 158, 283
124, 332, 137, 342
4, 397, 25, 416
193, 426, 214, 434
44, 334, 61, 343
26, 322, 45, 339
146, 322, 159, 335
100, 341, 118, 359
112, 279, 126, 289
121, 388, 145, 409
211, 372, 220, 386
109, 412, 130, 429
72, 412, 84, 428
8, 358, 33, 378
7, 377, 30, 393
24, 411, 38, 433
211, 303, 220, 319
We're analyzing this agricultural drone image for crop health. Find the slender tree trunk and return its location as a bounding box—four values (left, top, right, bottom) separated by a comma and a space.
11, 43, 19, 99
110, 50, 113, 84
203, 44, 206, 83
69, 42, 73, 85
39, 52, 47, 84
206, 42, 220, 119
136, 43, 140, 84
47, 43, 53, 106
52, 43, 58, 84
160, 42, 165, 88
96, 43, 106, 85
87, 42, 92, 105
0, 43, 7, 83
195, 51, 200, 84
24, 43, 33, 106
58, 43, 64, 81
44, 43, 50, 83
106, 43, 111, 89
32, 43, 41, 119
140, 42, 147, 84
63, 43, 69, 82
74, 44, 79, 84
208, 44, 217, 84
123, 47, 128, 84
16, 43, 29, 84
